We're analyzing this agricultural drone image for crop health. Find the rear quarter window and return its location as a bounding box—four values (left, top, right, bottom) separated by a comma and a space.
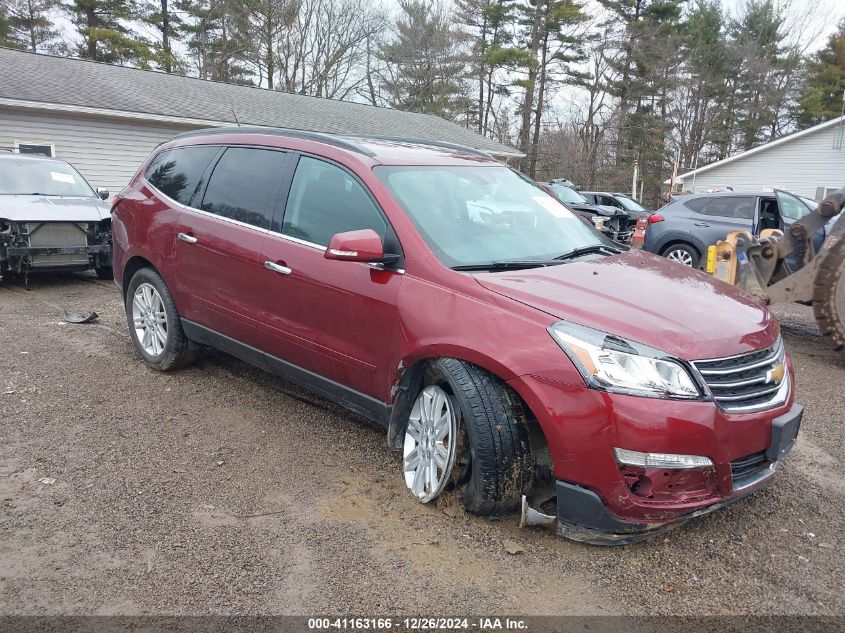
683, 197, 709, 212
698, 196, 754, 219
145, 145, 219, 205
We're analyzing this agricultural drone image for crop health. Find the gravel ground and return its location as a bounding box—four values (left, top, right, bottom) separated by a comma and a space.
0, 273, 843, 616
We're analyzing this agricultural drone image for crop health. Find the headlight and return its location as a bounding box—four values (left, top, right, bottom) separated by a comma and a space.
548, 321, 701, 399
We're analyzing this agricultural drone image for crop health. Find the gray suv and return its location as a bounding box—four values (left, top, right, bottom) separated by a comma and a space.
644, 190, 820, 268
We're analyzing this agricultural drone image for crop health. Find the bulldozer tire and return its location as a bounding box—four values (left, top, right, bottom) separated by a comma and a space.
813, 234, 845, 357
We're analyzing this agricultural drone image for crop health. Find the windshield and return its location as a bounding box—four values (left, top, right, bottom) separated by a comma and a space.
614, 195, 645, 211
550, 185, 588, 205
375, 165, 602, 268
0, 159, 96, 197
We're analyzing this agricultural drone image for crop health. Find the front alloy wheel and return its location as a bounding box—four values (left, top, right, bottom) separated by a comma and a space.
132, 282, 168, 357
403, 385, 458, 502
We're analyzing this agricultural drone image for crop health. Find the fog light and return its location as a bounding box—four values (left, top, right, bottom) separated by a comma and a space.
614, 448, 713, 469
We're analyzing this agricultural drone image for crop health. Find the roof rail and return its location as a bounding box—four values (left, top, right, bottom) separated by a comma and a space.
352, 135, 492, 158
170, 126, 377, 157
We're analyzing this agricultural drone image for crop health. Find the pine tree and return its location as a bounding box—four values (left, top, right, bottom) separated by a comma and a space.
729, 0, 801, 150
66, 0, 157, 65
6, 0, 61, 52
141, 0, 186, 72
797, 19, 845, 127
179, 0, 253, 84
378, 0, 470, 121
455, 0, 525, 136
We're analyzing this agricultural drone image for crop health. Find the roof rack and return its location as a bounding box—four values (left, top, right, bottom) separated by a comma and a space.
352, 135, 492, 158
170, 126, 377, 157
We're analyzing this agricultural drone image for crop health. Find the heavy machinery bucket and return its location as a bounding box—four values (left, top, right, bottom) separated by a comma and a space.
708, 189, 845, 358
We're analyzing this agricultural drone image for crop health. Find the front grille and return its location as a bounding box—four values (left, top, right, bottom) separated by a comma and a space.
730, 450, 774, 490
692, 339, 788, 413
25, 222, 90, 267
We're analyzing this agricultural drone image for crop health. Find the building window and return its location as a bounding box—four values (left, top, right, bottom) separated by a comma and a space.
15, 142, 55, 157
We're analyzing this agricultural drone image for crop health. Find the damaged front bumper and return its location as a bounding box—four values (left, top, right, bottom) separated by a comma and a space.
0, 220, 112, 277
553, 404, 803, 545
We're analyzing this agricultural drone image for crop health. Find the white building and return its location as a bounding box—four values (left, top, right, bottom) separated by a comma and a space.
0, 48, 520, 196
674, 116, 845, 200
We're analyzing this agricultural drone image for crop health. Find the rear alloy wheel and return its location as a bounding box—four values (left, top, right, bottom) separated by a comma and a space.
403, 385, 458, 503
663, 244, 699, 268
132, 282, 168, 357
125, 267, 196, 371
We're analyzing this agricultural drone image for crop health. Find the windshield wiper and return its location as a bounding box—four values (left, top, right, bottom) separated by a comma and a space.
451, 260, 564, 272
553, 244, 622, 262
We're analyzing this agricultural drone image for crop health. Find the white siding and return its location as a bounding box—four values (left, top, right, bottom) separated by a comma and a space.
677, 123, 845, 199
0, 106, 202, 194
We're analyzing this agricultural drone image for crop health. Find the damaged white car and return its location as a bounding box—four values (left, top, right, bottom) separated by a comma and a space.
0, 152, 112, 281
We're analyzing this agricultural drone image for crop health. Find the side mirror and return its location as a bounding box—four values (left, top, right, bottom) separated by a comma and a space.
324, 229, 400, 265
96, 188, 110, 200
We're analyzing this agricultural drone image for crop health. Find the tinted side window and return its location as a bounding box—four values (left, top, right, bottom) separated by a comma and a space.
145, 146, 218, 205
282, 156, 387, 246
698, 196, 754, 220
683, 197, 709, 212
200, 148, 287, 229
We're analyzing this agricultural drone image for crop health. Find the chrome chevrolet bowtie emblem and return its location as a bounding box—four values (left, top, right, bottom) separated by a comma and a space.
766, 363, 786, 385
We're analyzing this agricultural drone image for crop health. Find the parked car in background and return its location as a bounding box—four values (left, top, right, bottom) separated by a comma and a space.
581, 191, 652, 215
112, 127, 800, 544
0, 152, 112, 281
643, 190, 833, 268
546, 184, 635, 244
547, 178, 579, 189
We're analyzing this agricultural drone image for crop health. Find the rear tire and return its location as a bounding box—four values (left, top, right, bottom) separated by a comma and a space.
813, 234, 845, 357
662, 243, 700, 268
402, 359, 534, 515
125, 267, 196, 371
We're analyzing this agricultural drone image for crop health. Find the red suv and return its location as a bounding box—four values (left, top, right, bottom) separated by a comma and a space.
112, 128, 802, 544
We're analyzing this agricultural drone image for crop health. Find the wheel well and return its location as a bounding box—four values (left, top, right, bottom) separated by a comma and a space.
121, 256, 156, 298
660, 240, 700, 257
386, 358, 551, 488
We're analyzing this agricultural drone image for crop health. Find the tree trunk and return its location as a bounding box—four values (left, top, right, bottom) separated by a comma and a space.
517, 1, 542, 170
162, 0, 172, 72
528, 29, 549, 177
85, 6, 97, 59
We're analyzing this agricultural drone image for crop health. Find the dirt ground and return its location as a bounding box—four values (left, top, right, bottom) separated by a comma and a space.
1, 273, 843, 617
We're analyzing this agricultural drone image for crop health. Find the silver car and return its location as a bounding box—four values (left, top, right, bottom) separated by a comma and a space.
0, 152, 112, 281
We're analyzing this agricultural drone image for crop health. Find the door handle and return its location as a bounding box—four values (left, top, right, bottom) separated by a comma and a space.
693, 222, 710, 227
264, 261, 292, 275
177, 232, 198, 244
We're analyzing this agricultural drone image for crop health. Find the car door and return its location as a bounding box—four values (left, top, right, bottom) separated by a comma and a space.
256, 154, 404, 401
689, 195, 755, 248
173, 146, 292, 349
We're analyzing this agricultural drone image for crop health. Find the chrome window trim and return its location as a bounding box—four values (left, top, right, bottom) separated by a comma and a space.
147, 179, 405, 275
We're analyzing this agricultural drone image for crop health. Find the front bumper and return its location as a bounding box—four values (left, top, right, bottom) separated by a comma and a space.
554, 403, 802, 545
508, 373, 801, 544
1, 243, 111, 273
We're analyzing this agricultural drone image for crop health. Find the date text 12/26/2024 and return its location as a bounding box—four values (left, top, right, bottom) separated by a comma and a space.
308, 618, 528, 630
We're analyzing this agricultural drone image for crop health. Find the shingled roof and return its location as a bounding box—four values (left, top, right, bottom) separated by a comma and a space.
0, 47, 521, 158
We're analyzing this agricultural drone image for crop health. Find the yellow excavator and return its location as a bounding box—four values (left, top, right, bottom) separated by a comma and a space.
706, 188, 845, 358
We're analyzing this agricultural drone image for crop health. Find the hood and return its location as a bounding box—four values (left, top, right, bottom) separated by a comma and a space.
569, 203, 627, 217
473, 249, 779, 360
0, 195, 109, 223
